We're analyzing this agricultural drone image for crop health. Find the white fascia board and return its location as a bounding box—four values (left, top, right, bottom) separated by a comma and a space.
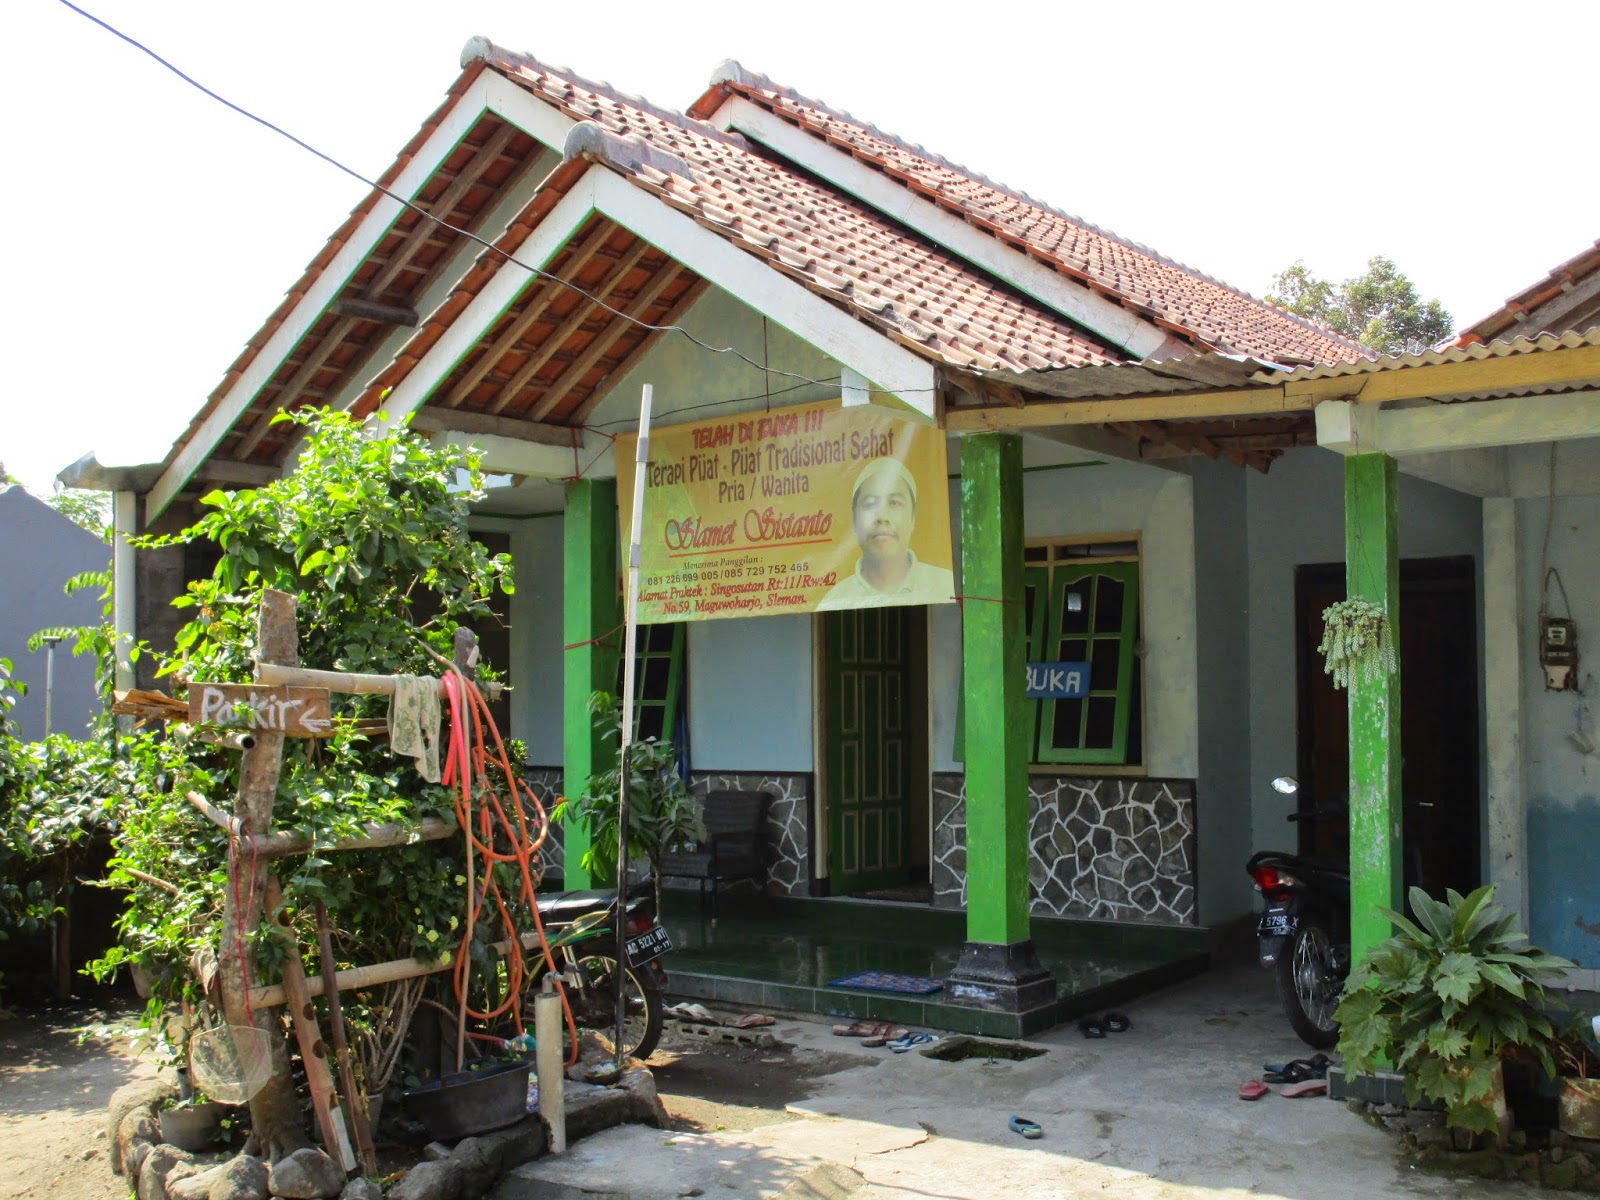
481, 72, 576, 156
587, 168, 938, 415
112, 491, 138, 693
429, 429, 610, 478
146, 75, 511, 521
1318, 391, 1600, 457
316, 144, 563, 422
375, 175, 600, 424
712, 98, 1169, 361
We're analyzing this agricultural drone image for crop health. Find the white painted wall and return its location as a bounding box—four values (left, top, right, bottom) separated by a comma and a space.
687, 614, 815, 770
930, 450, 1201, 779
472, 513, 565, 764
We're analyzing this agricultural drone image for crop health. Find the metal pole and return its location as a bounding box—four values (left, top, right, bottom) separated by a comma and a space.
616, 383, 653, 1067
42, 636, 61, 737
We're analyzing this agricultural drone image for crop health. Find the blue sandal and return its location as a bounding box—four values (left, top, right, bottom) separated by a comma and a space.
889, 1031, 935, 1053
1009, 1115, 1043, 1139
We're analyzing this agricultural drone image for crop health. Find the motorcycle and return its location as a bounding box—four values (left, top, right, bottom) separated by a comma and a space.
521, 881, 671, 1060
1246, 776, 1350, 1049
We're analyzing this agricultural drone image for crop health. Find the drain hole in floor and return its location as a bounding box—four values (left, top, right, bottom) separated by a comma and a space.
921, 1036, 1047, 1062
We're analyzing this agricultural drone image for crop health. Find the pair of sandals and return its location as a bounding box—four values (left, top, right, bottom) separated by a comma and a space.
1077, 1011, 1131, 1039
1239, 1053, 1332, 1101
831, 1020, 936, 1051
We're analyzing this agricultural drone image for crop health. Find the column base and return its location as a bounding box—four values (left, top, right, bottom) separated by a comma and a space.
944, 940, 1057, 1013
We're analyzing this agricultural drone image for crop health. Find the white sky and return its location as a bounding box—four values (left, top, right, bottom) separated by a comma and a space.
2, 0, 1596, 493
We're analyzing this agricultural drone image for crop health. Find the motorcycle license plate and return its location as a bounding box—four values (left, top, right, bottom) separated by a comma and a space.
625, 925, 672, 966
1260, 910, 1295, 938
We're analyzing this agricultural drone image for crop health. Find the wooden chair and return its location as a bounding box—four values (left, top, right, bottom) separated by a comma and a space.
658, 790, 770, 923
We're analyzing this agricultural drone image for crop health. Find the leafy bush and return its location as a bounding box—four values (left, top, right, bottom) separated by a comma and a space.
1335, 884, 1573, 1134
553, 691, 704, 911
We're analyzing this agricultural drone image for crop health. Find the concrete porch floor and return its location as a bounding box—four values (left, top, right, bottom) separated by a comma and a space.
499, 963, 1553, 1200
657, 892, 1210, 1038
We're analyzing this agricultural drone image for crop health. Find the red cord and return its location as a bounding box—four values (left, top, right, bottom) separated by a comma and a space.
439, 669, 581, 1064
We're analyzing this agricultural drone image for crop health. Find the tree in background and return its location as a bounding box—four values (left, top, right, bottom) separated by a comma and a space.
1269, 256, 1453, 356
45, 488, 112, 542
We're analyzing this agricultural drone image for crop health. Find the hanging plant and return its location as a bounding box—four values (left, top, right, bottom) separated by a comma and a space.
1318, 598, 1396, 690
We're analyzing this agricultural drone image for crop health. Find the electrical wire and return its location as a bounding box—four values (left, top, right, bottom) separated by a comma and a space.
57, 0, 937, 397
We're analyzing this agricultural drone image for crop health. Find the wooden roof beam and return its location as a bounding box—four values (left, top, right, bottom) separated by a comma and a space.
440, 220, 613, 408
567, 276, 709, 424
482, 240, 657, 416
527, 265, 694, 422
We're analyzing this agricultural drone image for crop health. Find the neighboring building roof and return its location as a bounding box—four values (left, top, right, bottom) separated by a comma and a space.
1458, 239, 1600, 346
690, 66, 1369, 367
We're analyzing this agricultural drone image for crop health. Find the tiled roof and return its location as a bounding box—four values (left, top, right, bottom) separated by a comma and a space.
454, 43, 1127, 376
691, 67, 1369, 367
1458, 238, 1600, 346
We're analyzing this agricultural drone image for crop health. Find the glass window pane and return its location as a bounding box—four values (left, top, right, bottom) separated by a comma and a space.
1060, 638, 1089, 662
1025, 545, 1048, 563
643, 655, 670, 698
1061, 582, 1090, 634
1093, 577, 1125, 633
637, 705, 665, 743
1050, 698, 1083, 749
1090, 639, 1121, 690
1084, 696, 1118, 748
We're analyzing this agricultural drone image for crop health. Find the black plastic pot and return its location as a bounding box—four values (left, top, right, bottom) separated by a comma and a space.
402, 1059, 532, 1141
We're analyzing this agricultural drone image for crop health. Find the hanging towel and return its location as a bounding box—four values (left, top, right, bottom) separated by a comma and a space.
389, 675, 442, 783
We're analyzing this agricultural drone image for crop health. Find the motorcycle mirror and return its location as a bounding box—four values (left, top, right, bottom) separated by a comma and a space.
1271, 776, 1300, 795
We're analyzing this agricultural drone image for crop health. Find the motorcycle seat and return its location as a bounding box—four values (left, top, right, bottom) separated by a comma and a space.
536, 888, 620, 921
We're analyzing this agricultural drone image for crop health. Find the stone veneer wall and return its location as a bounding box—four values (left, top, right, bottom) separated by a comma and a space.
521, 767, 565, 879
931, 773, 1197, 925
686, 771, 812, 897
520, 767, 811, 897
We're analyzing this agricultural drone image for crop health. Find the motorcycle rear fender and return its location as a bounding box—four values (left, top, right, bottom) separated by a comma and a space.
1257, 935, 1286, 967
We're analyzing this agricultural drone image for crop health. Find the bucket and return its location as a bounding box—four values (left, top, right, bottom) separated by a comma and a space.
1559, 1077, 1600, 1141
402, 1059, 532, 1141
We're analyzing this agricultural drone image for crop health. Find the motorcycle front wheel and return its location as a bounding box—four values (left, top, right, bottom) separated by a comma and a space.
571, 953, 664, 1061
1275, 920, 1342, 1049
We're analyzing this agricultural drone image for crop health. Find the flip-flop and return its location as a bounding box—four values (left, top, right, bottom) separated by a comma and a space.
1279, 1078, 1328, 1099
861, 1028, 906, 1049
1008, 1115, 1043, 1139
832, 1020, 887, 1038
1239, 1079, 1271, 1101
1078, 1018, 1106, 1039
1263, 1054, 1330, 1084
889, 1032, 935, 1053
1102, 1012, 1131, 1033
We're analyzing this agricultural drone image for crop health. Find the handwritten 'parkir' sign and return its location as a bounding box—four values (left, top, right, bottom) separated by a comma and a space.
188, 683, 333, 736
615, 400, 953, 623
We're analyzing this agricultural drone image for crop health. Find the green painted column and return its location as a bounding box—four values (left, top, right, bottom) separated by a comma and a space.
959, 432, 1031, 947
562, 478, 621, 889
1345, 452, 1403, 967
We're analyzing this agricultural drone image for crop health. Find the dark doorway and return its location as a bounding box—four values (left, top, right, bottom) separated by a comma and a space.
1295, 557, 1480, 897
821, 605, 927, 894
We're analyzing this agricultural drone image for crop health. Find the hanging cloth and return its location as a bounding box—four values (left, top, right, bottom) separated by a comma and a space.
388, 675, 442, 783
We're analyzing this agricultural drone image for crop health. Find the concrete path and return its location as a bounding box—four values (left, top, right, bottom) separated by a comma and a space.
500, 964, 1562, 1199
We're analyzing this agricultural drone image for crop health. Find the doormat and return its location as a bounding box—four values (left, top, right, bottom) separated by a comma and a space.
826, 971, 943, 995
851, 883, 933, 904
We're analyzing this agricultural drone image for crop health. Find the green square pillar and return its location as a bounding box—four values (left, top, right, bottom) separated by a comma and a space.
563, 478, 621, 889
1345, 452, 1403, 967
944, 432, 1055, 1016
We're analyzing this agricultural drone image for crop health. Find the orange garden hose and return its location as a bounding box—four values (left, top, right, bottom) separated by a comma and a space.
438, 669, 581, 1067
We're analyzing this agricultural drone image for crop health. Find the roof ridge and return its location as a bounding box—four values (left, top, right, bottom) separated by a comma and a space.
464, 37, 745, 154
707, 61, 1369, 359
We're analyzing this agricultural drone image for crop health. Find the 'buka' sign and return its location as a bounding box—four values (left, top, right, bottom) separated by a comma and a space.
1025, 662, 1089, 700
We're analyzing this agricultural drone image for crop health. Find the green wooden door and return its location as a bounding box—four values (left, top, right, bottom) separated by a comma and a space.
824, 606, 912, 892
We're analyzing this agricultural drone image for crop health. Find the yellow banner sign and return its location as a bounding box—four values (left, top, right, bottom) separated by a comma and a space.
617, 400, 953, 622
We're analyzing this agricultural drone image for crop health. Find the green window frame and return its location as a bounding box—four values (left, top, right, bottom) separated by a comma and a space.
1025, 556, 1140, 765
625, 622, 685, 744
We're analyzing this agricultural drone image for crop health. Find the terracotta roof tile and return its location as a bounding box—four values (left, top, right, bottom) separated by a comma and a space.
456, 43, 1124, 380
691, 69, 1368, 367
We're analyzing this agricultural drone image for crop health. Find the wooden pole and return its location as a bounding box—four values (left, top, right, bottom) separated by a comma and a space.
216, 589, 312, 1158
184, 791, 457, 857
263, 878, 354, 1172
312, 900, 377, 1177
254, 662, 503, 702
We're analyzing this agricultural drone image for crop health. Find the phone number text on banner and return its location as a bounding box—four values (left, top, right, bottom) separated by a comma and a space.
616, 400, 953, 623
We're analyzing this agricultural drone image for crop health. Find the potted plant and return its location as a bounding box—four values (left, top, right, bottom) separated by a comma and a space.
1555, 1018, 1600, 1140
1334, 884, 1574, 1144
552, 692, 705, 915
1317, 597, 1396, 690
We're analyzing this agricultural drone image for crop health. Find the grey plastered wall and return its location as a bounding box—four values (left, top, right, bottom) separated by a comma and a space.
1512, 440, 1600, 968
0, 488, 109, 739
1190, 459, 1253, 924
1242, 448, 1484, 884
